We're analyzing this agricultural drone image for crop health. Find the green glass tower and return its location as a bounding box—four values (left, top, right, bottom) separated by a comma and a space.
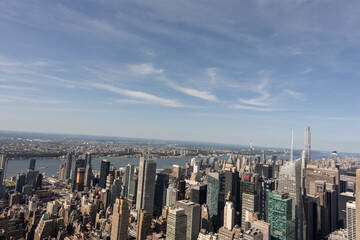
268, 192, 295, 240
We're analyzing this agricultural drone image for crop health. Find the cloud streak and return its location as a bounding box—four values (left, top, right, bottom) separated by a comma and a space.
90, 83, 181, 107
128, 63, 163, 75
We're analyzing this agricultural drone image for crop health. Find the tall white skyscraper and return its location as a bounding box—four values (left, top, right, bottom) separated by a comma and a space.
136, 155, 157, 217
346, 201, 356, 240
223, 201, 235, 231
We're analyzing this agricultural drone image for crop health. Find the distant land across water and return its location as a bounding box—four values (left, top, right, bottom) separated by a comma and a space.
5, 157, 192, 178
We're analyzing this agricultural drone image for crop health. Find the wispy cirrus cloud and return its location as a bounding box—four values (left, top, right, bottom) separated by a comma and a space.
166, 81, 220, 103
128, 63, 163, 75
90, 82, 181, 107
283, 89, 303, 99
231, 103, 285, 111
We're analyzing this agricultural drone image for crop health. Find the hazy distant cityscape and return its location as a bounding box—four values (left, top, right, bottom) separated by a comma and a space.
0, 128, 359, 239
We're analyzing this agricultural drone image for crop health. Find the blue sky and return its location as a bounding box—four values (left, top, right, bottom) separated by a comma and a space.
0, 0, 360, 153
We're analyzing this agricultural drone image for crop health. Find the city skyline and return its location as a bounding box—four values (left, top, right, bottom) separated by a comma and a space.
1, 0, 360, 152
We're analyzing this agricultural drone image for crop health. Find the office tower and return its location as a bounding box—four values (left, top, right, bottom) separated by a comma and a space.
111, 196, 129, 240
26, 169, 39, 186
166, 185, 179, 206
58, 163, 66, 181
110, 178, 122, 207
253, 220, 270, 240
241, 192, 259, 229
303, 195, 318, 240
15, 173, 26, 193
128, 175, 138, 205
166, 207, 187, 240
338, 192, 355, 229
136, 156, 157, 217
268, 192, 295, 240
223, 201, 235, 230
65, 154, 72, 180
238, 174, 261, 226
207, 171, 225, 230
178, 180, 186, 200
28, 196, 38, 212
84, 163, 92, 189
225, 170, 239, 204
305, 165, 339, 237
99, 159, 110, 189
85, 152, 91, 165
356, 169, 360, 240
346, 201, 356, 240
29, 159, 36, 171
260, 179, 275, 221
71, 159, 85, 191
137, 210, 152, 240
106, 174, 114, 190
123, 164, 134, 198
35, 173, 43, 190
262, 164, 272, 179
200, 204, 213, 233
277, 158, 301, 239
190, 184, 207, 205
0, 155, 7, 182
75, 167, 85, 191
175, 200, 201, 240
154, 173, 169, 217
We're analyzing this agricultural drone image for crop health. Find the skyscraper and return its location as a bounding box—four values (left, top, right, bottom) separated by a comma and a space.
15, 173, 26, 193
29, 159, 36, 171
123, 164, 134, 198
166, 207, 187, 240
241, 192, 259, 229
137, 210, 152, 240
99, 159, 110, 189
111, 196, 129, 240
346, 201, 356, 240
268, 192, 295, 240
175, 200, 201, 240
65, 154, 72, 180
154, 172, 169, 217
136, 156, 157, 217
85, 152, 91, 166
207, 171, 225, 230
223, 201, 235, 231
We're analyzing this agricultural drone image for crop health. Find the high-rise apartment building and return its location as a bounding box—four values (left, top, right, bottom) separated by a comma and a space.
111, 196, 129, 240
346, 201, 356, 240
136, 156, 157, 217
166, 207, 187, 240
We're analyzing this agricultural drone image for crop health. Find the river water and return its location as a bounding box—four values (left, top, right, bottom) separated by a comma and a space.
5, 157, 191, 178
